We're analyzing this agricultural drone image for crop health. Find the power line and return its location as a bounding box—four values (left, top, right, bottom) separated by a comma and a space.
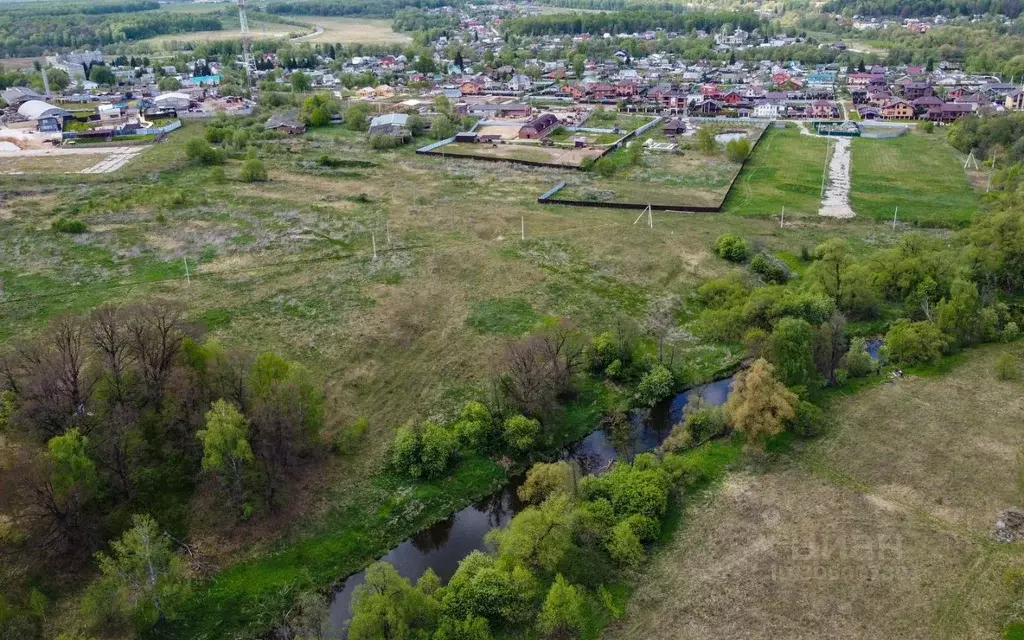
0, 219, 627, 308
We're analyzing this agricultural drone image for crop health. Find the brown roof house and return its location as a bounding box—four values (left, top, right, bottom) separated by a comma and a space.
518, 113, 559, 139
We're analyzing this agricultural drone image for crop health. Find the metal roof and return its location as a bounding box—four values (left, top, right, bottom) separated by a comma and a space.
17, 100, 68, 120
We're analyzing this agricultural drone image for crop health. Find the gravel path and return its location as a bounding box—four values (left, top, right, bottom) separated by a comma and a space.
818, 136, 855, 218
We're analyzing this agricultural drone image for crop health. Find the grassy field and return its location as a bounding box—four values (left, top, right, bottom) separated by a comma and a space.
606, 344, 1024, 640
0, 154, 102, 173
0, 120, 945, 637
850, 130, 980, 226
556, 150, 740, 208
140, 20, 298, 45
721, 124, 830, 218
287, 16, 412, 44
436, 141, 603, 166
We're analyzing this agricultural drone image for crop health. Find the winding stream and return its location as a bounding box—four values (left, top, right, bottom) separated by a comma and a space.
326, 376, 735, 636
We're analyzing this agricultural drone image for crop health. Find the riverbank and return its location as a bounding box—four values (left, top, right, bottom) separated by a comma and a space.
604, 343, 1024, 640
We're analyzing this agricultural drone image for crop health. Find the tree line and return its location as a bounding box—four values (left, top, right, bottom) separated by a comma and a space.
0, 300, 325, 637
265, 0, 450, 19
0, 9, 222, 57
821, 0, 1022, 18
502, 9, 764, 37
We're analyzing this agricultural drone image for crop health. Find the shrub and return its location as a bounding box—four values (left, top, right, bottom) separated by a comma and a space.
368, 134, 406, 150
537, 575, 586, 638
884, 320, 947, 366
681, 397, 728, 443
659, 422, 692, 453
790, 400, 827, 438
51, 217, 87, 234
503, 415, 540, 454
390, 424, 421, 477
518, 461, 575, 504
623, 513, 660, 542
713, 234, 749, 262
335, 417, 368, 454
634, 365, 674, 407
240, 157, 268, 182
725, 137, 751, 162
996, 353, 1020, 381
607, 520, 644, 567
1003, 321, 1020, 342
845, 337, 875, 378
419, 421, 458, 478
750, 253, 789, 284
185, 138, 223, 166
921, 120, 935, 133
452, 401, 498, 454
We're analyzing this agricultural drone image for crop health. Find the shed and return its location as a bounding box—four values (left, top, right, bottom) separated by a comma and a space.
17, 100, 70, 121
368, 113, 410, 137
2, 87, 43, 107
454, 131, 479, 143
153, 92, 191, 110
264, 112, 306, 135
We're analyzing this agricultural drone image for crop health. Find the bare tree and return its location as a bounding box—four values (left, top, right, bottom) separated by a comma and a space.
125, 300, 191, 403
499, 321, 582, 417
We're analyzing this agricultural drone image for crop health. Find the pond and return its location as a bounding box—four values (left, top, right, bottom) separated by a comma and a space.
714, 132, 748, 144
325, 376, 735, 637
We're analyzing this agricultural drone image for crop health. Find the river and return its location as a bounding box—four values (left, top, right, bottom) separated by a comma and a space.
325, 376, 735, 636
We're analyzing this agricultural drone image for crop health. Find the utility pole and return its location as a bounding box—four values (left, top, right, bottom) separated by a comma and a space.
183, 257, 191, 286
521, 215, 525, 240
780, 206, 785, 228
238, 0, 257, 96
892, 206, 898, 231
372, 232, 377, 261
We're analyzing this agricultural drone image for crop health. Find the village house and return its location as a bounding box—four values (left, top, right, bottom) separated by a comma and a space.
518, 113, 559, 139
1006, 90, 1024, 111
264, 112, 306, 135
881, 98, 914, 119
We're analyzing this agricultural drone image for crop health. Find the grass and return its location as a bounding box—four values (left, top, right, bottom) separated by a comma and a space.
0, 154, 101, 173
721, 124, 829, 218
850, 131, 980, 226
437, 142, 602, 167
0, 118, 953, 638
287, 16, 412, 44
605, 343, 1024, 640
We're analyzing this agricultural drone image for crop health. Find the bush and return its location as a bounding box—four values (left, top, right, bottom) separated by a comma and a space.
240, 157, 268, 182
335, 417, 368, 454
419, 421, 458, 478
503, 414, 540, 454
921, 120, 935, 133
725, 137, 751, 162
390, 424, 421, 477
1003, 322, 1020, 342
634, 365, 674, 407
185, 138, 223, 166
845, 337, 875, 377
750, 252, 789, 284
623, 513, 660, 542
884, 320, 947, 366
51, 217, 87, 234
538, 575, 586, 638
452, 401, 498, 454
681, 397, 728, 443
368, 134, 407, 150
607, 520, 644, 567
996, 353, 1020, 381
713, 234, 749, 262
790, 400, 827, 438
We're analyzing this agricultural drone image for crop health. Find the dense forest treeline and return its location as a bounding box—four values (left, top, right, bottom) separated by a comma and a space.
821, 0, 1022, 18
0, 9, 222, 57
265, 0, 451, 19
503, 9, 764, 36
0, 0, 158, 17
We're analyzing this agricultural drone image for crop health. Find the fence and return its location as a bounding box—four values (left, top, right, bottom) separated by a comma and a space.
537, 123, 768, 214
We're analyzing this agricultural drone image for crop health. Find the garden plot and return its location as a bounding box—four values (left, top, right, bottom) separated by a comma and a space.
433, 141, 605, 167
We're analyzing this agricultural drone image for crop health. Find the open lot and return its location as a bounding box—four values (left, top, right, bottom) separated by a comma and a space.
433, 141, 605, 166
287, 16, 411, 44
722, 124, 830, 218
606, 344, 1024, 640
850, 130, 980, 226
0, 145, 145, 174
556, 149, 740, 208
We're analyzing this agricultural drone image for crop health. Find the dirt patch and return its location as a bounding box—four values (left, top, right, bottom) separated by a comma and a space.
819, 137, 855, 218
994, 509, 1024, 543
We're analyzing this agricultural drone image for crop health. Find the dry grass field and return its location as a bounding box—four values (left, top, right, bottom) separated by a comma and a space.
436, 141, 604, 166
288, 17, 412, 44
606, 344, 1024, 640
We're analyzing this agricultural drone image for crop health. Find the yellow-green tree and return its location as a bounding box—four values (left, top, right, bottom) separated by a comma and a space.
724, 358, 797, 447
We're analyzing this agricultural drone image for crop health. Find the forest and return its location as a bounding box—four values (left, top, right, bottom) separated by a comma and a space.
265, 0, 450, 19
503, 9, 764, 36
821, 0, 1022, 17
0, 6, 222, 57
